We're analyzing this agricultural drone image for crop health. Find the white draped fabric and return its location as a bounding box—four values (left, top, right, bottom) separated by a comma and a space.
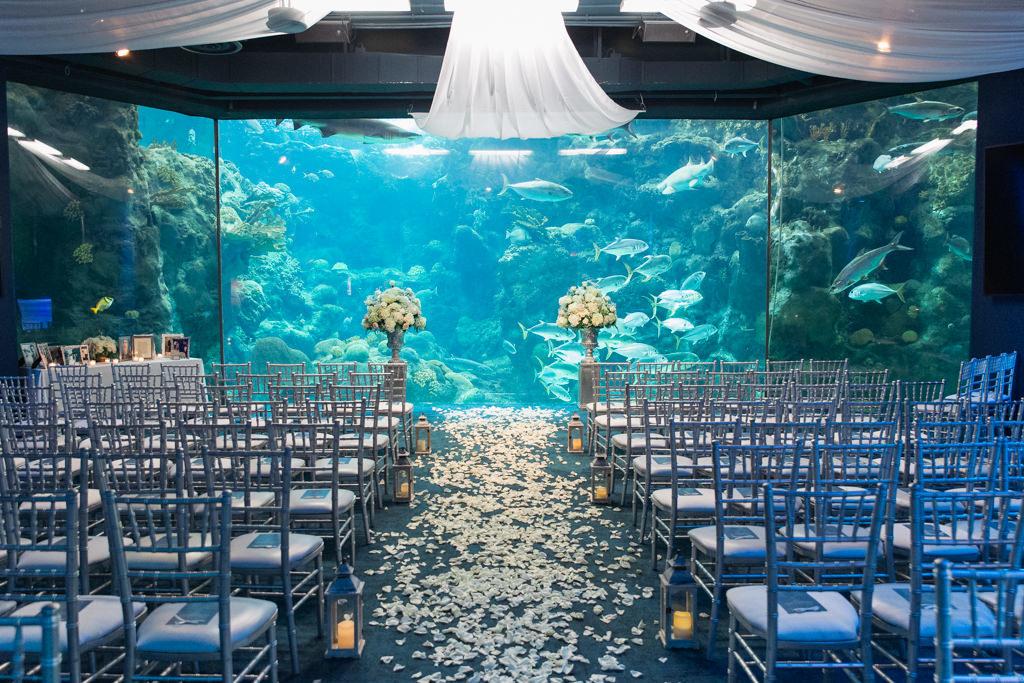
658, 0, 1024, 83
413, 0, 638, 140
0, 1, 334, 55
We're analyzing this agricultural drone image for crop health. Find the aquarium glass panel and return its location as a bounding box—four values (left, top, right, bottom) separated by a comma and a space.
7, 83, 218, 368
768, 83, 976, 383
218, 119, 769, 403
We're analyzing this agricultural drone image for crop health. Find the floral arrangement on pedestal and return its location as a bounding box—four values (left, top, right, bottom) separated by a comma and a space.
556, 282, 617, 330
82, 335, 117, 361
363, 282, 427, 361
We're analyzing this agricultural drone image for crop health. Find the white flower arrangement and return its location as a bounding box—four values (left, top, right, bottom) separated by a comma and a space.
556, 282, 617, 330
362, 281, 427, 333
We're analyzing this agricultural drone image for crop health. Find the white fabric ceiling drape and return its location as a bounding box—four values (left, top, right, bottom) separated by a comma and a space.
658, 0, 1024, 83
413, 0, 638, 140
0, 1, 334, 54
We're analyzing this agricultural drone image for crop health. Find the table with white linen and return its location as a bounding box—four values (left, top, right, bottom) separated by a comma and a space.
32, 358, 206, 390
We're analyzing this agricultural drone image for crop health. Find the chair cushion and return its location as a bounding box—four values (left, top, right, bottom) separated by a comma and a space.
584, 401, 624, 414
593, 414, 628, 430
791, 524, 878, 560
857, 583, 996, 637
19, 487, 101, 512
313, 457, 377, 478
611, 433, 667, 452
888, 523, 981, 561
230, 532, 323, 570
18, 535, 111, 570
631, 455, 677, 477
0, 602, 14, 617
978, 589, 1024, 623
689, 525, 783, 560
338, 433, 389, 450
0, 596, 144, 652
289, 488, 356, 515
229, 490, 276, 509
727, 585, 859, 643
650, 487, 715, 513
136, 597, 277, 655
124, 534, 214, 570
378, 401, 414, 415
244, 456, 304, 475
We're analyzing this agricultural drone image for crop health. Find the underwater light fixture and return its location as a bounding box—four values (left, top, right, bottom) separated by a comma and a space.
62, 158, 90, 172
443, 0, 577, 10
953, 120, 978, 135
7, 127, 25, 138
17, 139, 63, 157
558, 148, 628, 156
383, 146, 450, 157
469, 150, 533, 161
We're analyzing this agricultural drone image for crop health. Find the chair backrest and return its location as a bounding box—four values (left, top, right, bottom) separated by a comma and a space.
780, 398, 837, 423
913, 441, 997, 489
847, 368, 890, 386
0, 607, 61, 683
914, 419, 984, 446
212, 362, 251, 384
266, 362, 306, 380
750, 419, 826, 447
367, 362, 408, 404
807, 358, 849, 372
817, 442, 900, 487
897, 379, 947, 405
765, 359, 803, 373
790, 382, 842, 403
718, 360, 759, 374
846, 381, 896, 404
842, 399, 900, 423
711, 442, 806, 530
177, 422, 253, 460
829, 420, 898, 445
316, 361, 358, 381
934, 561, 1024, 683
0, 422, 69, 456
92, 448, 186, 495
234, 373, 279, 401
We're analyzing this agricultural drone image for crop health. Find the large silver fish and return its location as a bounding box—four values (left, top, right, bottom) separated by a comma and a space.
594, 274, 631, 294
499, 175, 573, 202
828, 231, 913, 294
656, 158, 715, 195
277, 118, 420, 143
519, 321, 576, 343
631, 254, 672, 281
682, 324, 718, 343
723, 136, 758, 157
887, 101, 964, 121
594, 238, 649, 261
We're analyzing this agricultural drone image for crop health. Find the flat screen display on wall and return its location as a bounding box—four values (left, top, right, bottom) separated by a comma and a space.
985, 141, 1024, 295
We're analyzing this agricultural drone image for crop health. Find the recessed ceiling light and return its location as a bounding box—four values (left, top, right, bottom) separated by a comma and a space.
559, 148, 628, 156
876, 40, 891, 53
444, 0, 577, 10
115, 48, 130, 57
335, 0, 409, 9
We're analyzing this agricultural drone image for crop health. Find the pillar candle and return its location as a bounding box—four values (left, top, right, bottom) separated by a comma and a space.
416, 438, 427, 452
672, 610, 693, 640
595, 486, 608, 500
571, 437, 582, 451
335, 619, 355, 649
398, 482, 410, 497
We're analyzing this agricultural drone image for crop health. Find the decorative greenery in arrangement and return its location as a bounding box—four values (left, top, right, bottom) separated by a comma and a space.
362, 281, 427, 333
556, 282, 617, 330
82, 335, 117, 361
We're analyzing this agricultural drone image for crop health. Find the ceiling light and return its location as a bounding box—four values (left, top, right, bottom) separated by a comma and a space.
444, 0, 577, 11
17, 139, 62, 157
559, 148, 628, 156
115, 48, 130, 57
876, 40, 891, 53
469, 150, 533, 158
335, 0, 409, 9
62, 158, 91, 171
383, 146, 450, 157
620, 0, 663, 12
7, 127, 25, 138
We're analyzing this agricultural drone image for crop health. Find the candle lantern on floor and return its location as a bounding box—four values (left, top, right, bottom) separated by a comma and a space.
414, 413, 432, 455
567, 412, 584, 453
660, 554, 698, 649
325, 563, 364, 658
590, 453, 612, 504
393, 448, 414, 503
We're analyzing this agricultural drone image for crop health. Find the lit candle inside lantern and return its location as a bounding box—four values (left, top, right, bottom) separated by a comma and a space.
89, 360, 96, 366
595, 486, 608, 500
571, 437, 582, 451
335, 619, 355, 649
133, 356, 142, 363
156, 353, 164, 359
672, 610, 693, 640
398, 482, 410, 497
111, 358, 119, 364
416, 438, 427, 453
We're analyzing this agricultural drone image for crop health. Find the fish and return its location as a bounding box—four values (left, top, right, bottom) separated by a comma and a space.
277, 117, 421, 143
723, 136, 758, 157
506, 227, 531, 245
124, 310, 139, 320
631, 254, 672, 281
321, 169, 335, 179
887, 101, 965, 121
848, 282, 905, 304
611, 342, 662, 360
618, 312, 651, 330
583, 166, 631, 187
519, 321, 576, 343
680, 271, 706, 291
243, 120, 265, 134
945, 234, 972, 261
656, 158, 715, 195
594, 238, 649, 261
657, 289, 703, 308
502, 340, 517, 355
594, 274, 631, 294
90, 296, 113, 314
552, 345, 586, 365
682, 324, 718, 343
828, 231, 914, 295
499, 174, 573, 202
657, 317, 695, 335
546, 383, 573, 402
303, 172, 319, 183
546, 222, 593, 238
187, 128, 196, 146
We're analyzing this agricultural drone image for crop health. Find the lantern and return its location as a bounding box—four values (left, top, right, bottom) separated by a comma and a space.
325, 563, 364, 658
393, 448, 414, 503
659, 554, 698, 649
590, 454, 612, 504
567, 412, 584, 453
414, 413, 432, 455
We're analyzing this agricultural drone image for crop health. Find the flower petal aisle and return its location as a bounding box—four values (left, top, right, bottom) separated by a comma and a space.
348, 406, 706, 682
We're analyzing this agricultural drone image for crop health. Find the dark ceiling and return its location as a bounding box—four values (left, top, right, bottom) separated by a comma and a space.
0, 3, 959, 121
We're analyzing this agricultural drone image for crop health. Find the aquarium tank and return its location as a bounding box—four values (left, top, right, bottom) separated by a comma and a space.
6, 80, 976, 403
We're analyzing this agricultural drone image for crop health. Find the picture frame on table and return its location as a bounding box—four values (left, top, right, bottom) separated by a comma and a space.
118, 336, 132, 361
36, 343, 53, 368
79, 344, 91, 363
61, 345, 82, 365
20, 343, 40, 369
162, 333, 184, 359
131, 334, 155, 360
171, 336, 190, 359
48, 345, 65, 366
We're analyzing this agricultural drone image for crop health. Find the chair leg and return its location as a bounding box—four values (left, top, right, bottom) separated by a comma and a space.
349, 507, 358, 560
705, 550, 723, 659
269, 625, 279, 683
283, 570, 299, 675
727, 614, 738, 683
316, 554, 325, 638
